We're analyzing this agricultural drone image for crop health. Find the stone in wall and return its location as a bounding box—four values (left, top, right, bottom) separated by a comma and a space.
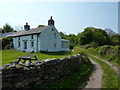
2, 53, 89, 89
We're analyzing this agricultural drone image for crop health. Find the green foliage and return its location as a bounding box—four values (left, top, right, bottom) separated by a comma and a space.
2, 23, 14, 33
72, 46, 86, 55
86, 45, 120, 66
36, 59, 93, 88
77, 27, 111, 46
60, 32, 78, 49
83, 42, 98, 49
89, 55, 119, 88
38, 25, 46, 27
111, 35, 120, 45
2, 37, 13, 49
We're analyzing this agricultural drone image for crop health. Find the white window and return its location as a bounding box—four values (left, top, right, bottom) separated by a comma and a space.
31, 41, 34, 47
24, 41, 27, 49
54, 43, 56, 47
18, 37, 20, 40
18, 41, 20, 48
31, 35, 34, 39
61, 41, 68, 48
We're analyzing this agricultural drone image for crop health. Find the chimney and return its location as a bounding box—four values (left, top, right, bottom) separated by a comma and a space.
48, 16, 55, 26
24, 22, 30, 31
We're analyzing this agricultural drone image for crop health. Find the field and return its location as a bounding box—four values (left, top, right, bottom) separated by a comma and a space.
1, 49, 72, 66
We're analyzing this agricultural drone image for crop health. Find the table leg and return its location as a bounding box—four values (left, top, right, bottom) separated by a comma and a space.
29, 60, 32, 63
23, 60, 26, 63
34, 56, 38, 60
17, 59, 21, 64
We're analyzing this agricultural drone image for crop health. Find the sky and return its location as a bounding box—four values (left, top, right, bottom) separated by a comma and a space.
0, 1, 119, 35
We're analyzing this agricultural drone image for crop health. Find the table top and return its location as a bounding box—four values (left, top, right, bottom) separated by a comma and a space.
17, 54, 36, 59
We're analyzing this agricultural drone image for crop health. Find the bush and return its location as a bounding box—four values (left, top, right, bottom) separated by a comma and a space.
2, 37, 13, 49
83, 42, 98, 49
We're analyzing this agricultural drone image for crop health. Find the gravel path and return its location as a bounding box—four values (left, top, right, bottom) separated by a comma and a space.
85, 58, 103, 88
93, 56, 119, 76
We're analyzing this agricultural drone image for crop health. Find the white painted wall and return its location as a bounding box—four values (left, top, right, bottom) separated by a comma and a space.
39, 25, 61, 52
13, 25, 69, 52
13, 34, 37, 52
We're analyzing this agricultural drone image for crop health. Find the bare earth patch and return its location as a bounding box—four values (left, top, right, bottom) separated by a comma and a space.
85, 58, 103, 88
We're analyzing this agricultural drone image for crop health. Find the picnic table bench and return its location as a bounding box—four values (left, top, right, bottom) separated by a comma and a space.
9, 54, 41, 64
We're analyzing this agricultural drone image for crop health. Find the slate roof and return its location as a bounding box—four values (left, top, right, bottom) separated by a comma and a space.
0, 32, 16, 37
8, 26, 49, 37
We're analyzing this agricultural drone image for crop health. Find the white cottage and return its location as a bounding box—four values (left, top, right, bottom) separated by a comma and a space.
9, 16, 69, 52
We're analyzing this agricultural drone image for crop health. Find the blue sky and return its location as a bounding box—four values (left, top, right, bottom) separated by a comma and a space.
0, 1, 118, 34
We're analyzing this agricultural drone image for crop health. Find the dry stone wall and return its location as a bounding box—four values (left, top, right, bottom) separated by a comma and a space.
2, 54, 89, 89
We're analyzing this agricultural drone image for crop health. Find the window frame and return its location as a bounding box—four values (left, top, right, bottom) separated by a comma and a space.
31, 41, 34, 47
18, 41, 20, 48
54, 43, 56, 47
24, 41, 27, 49
31, 35, 34, 39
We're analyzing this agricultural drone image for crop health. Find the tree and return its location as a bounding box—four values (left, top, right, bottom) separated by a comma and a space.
14, 25, 23, 31
2, 23, 14, 33
77, 27, 111, 46
0, 28, 2, 33
111, 35, 120, 45
68, 34, 77, 49
59, 32, 69, 39
38, 25, 46, 27
104, 28, 117, 36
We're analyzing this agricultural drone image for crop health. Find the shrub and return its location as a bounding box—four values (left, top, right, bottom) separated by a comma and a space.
83, 42, 98, 49
2, 37, 13, 49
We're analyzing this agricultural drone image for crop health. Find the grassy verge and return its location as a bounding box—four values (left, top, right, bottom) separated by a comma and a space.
1, 50, 72, 66
89, 55, 119, 88
86, 47, 120, 66
36, 60, 93, 89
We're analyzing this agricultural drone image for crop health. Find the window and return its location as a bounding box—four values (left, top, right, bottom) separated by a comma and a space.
54, 43, 56, 47
31, 35, 34, 39
31, 41, 34, 47
18, 37, 20, 40
18, 42, 20, 48
24, 41, 27, 49
61, 41, 68, 48
54, 33, 56, 38
52, 28, 54, 31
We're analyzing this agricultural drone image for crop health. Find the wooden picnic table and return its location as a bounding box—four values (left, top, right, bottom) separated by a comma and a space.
10, 54, 41, 64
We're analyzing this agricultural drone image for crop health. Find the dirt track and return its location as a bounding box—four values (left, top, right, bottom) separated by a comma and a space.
85, 58, 103, 88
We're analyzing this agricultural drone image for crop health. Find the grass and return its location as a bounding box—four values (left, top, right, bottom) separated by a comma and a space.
0, 50, 2, 66
86, 47, 120, 66
1, 49, 93, 88
89, 55, 119, 88
36, 60, 93, 89
72, 46, 119, 88
1, 49, 72, 66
